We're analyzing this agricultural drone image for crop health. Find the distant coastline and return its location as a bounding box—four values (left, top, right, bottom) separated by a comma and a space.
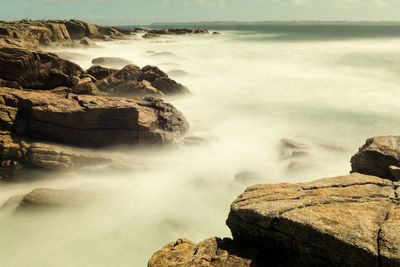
148, 20, 400, 27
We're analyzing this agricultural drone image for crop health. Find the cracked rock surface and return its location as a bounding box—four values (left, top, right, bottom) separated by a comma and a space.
226, 172, 400, 267
0, 87, 188, 180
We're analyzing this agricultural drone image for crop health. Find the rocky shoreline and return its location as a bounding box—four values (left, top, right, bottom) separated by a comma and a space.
0, 18, 399, 267
148, 137, 400, 266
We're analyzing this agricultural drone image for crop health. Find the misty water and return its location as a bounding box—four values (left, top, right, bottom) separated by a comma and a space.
2, 25, 400, 266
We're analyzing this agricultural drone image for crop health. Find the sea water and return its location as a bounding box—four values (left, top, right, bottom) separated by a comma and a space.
1, 24, 400, 266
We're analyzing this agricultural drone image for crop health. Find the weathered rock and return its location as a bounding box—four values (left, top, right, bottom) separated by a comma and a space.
0, 46, 83, 90
46, 23, 71, 42
96, 64, 189, 97
91, 57, 132, 68
148, 237, 254, 267
71, 77, 101, 95
86, 65, 117, 80
0, 130, 110, 180
351, 136, 400, 181
226, 172, 400, 266
0, 87, 188, 148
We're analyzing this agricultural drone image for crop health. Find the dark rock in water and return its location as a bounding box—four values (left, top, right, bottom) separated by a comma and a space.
96, 64, 190, 97
167, 69, 190, 77
351, 136, 400, 181
2, 188, 98, 213
212, 31, 221, 35
0, 87, 188, 148
91, 56, 133, 68
86, 65, 117, 80
226, 172, 400, 266
143, 33, 160, 39
148, 237, 254, 267
0, 46, 83, 90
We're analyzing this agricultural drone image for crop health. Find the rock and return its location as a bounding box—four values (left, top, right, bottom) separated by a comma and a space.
63, 19, 87, 39
86, 65, 117, 80
0, 87, 188, 148
96, 64, 189, 97
351, 136, 400, 181
143, 33, 160, 39
2, 188, 98, 212
226, 172, 400, 266
0, 130, 110, 180
91, 57, 133, 68
279, 138, 309, 159
84, 22, 100, 38
212, 31, 221, 35
46, 23, 71, 42
148, 237, 254, 267
71, 77, 101, 95
0, 46, 83, 90
79, 36, 97, 47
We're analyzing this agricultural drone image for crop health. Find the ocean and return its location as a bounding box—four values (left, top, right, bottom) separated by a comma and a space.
1, 23, 400, 266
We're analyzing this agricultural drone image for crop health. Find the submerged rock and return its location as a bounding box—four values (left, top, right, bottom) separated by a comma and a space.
2, 188, 98, 213
91, 56, 133, 69
351, 136, 400, 181
226, 172, 400, 266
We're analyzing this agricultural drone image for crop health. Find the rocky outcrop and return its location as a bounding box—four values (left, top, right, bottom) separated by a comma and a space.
0, 19, 132, 48
0, 131, 110, 180
96, 64, 190, 97
226, 172, 400, 266
0, 87, 188, 148
0, 46, 84, 90
148, 238, 254, 267
149, 137, 400, 266
351, 136, 400, 181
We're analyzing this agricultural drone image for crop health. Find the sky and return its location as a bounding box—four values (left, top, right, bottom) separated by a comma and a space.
1, 0, 400, 25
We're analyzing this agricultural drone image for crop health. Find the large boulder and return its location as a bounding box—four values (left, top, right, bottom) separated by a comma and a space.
226, 172, 400, 266
0, 87, 188, 148
0, 46, 83, 90
351, 136, 400, 181
86, 65, 117, 80
148, 238, 255, 267
96, 64, 190, 97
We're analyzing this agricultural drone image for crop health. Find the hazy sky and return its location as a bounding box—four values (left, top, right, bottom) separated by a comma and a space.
2, 0, 400, 25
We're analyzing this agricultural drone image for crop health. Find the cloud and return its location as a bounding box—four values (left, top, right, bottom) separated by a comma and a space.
162, 0, 226, 8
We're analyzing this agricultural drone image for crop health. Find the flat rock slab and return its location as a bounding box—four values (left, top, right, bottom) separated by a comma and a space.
226, 173, 400, 266
0, 87, 188, 147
